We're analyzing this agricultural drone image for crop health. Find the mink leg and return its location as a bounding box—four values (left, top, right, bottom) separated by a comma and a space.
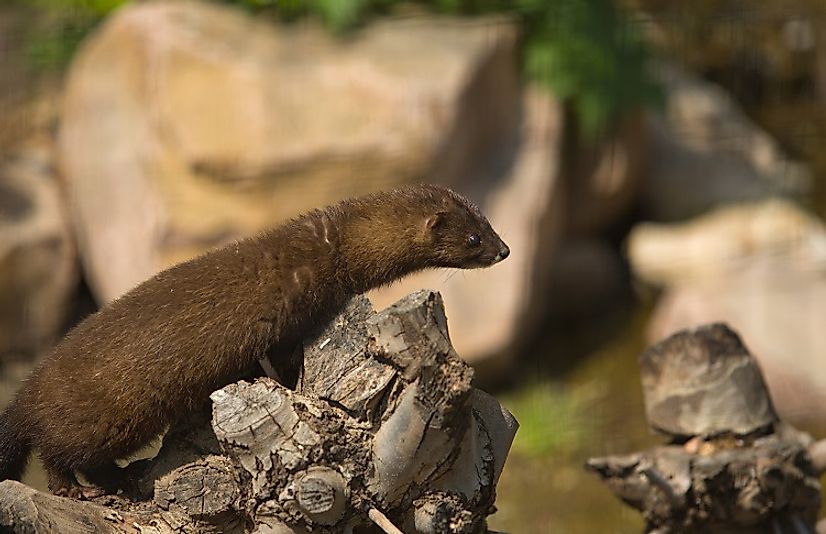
82, 461, 125, 495
265, 341, 303, 389
44, 464, 106, 499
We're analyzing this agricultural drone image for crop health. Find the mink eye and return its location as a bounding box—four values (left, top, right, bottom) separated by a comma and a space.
467, 234, 481, 247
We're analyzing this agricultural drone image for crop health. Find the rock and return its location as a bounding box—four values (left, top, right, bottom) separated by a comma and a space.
0, 141, 76, 357
640, 63, 810, 222
647, 263, 826, 428
58, 0, 520, 304
639, 323, 777, 439
634, 201, 826, 426
628, 199, 826, 286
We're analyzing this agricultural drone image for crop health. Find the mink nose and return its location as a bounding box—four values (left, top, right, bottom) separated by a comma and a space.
494, 244, 510, 262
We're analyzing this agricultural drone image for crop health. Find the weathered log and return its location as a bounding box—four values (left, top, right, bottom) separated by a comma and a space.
587, 434, 820, 533
0, 479, 188, 534
153, 456, 246, 533
212, 292, 517, 532
590, 323, 822, 534
0, 291, 517, 533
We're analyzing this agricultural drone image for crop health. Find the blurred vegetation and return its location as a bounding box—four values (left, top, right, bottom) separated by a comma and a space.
491, 305, 656, 532
16, 0, 660, 137
501, 381, 599, 457
629, 0, 826, 216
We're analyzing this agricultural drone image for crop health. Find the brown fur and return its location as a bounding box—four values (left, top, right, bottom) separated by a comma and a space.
0, 184, 509, 497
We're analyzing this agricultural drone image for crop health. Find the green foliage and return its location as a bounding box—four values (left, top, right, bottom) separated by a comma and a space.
521, 0, 661, 136
424, 0, 662, 135
26, 20, 90, 68
35, 0, 128, 17
22, 0, 660, 133
501, 381, 600, 457
19, 0, 123, 68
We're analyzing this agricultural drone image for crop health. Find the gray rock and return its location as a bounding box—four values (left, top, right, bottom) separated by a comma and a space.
641, 63, 810, 222
632, 200, 826, 427
639, 323, 777, 438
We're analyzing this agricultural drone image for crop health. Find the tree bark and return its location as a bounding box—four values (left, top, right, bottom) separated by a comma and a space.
588, 323, 822, 534
0, 291, 518, 534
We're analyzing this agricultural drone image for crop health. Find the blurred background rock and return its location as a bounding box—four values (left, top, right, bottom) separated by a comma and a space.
1, 0, 825, 531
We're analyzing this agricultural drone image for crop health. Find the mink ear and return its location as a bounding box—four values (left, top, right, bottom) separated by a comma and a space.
425, 211, 447, 232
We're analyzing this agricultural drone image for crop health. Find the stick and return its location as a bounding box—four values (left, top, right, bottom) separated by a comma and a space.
641, 466, 679, 507
368, 507, 404, 534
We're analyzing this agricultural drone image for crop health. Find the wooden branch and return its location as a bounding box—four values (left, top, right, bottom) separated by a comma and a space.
368, 507, 405, 534
0, 480, 167, 533
0, 290, 517, 533
589, 323, 822, 533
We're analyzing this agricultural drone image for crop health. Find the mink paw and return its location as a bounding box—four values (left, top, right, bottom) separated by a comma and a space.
54, 484, 108, 500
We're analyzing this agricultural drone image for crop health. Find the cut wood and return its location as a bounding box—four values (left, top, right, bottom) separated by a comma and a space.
589, 323, 822, 533
0, 291, 518, 533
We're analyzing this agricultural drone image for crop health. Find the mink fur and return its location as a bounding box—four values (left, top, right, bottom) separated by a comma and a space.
0, 184, 509, 497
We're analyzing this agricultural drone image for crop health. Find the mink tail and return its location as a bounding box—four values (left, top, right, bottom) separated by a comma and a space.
0, 400, 31, 481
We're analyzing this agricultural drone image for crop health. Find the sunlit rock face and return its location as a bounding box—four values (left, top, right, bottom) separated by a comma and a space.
58, 1, 520, 304
640, 63, 810, 223
58, 0, 593, 367
630, 200, 826, 427
0, 142, 77, 359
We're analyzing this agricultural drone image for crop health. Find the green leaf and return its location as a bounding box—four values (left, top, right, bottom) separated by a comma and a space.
23, 0, 661, 135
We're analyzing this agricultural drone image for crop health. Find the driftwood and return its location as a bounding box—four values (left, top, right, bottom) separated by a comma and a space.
588, 324, 822, 534
0, 291, 517, 533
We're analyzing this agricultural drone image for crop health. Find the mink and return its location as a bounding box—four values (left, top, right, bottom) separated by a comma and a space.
0, 184, 509, 498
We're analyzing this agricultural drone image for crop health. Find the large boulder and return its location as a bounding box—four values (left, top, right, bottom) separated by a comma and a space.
0, 140, 77, 357
628, 199, 826, 286
630, 200, 826, 426
59, 1, 579, 367
58, 1, 520, 304
641, 64, 811, 222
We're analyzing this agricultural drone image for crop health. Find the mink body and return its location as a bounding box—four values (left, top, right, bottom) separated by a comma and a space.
0, 184, 509, 497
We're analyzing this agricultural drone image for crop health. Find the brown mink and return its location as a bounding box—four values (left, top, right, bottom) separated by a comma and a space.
0, 184, 509, 498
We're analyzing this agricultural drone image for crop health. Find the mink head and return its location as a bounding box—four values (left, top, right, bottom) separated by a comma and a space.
416, 185, 510, 269
331, 184, 509, 289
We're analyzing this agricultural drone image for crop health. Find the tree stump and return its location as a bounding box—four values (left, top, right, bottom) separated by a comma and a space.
587, 323, 822, 534
0, 291, 518, 533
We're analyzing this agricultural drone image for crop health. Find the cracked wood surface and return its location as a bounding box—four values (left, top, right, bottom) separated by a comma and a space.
0, 291, 518, 533
589, 323, 822, 534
